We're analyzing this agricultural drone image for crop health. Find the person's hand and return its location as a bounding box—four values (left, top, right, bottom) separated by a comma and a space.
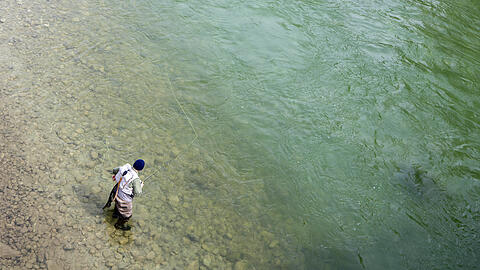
141, 181, 144, 189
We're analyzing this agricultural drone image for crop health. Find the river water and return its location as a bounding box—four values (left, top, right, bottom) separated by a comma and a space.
0, 0, 479, 269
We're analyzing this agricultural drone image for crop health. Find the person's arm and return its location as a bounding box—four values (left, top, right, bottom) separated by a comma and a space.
132, 178, 143, 196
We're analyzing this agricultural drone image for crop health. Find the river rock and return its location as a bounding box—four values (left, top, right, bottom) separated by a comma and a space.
234, 260, 248, 270
63, 243, 74, 251
224, 233, 233, 240
168, 194, 180, 205
268, 240, 279, 249
187, 260, 199, 270
91, 185, 101, 194
201, 243, 213, 252
202, 255, 212, 268
146, 251, 155, 260
0, 242, 20, 257
46, 259, 62, 270
90, 151, 98, 159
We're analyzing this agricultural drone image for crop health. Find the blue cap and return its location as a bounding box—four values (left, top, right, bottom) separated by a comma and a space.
133, 159, 145, 171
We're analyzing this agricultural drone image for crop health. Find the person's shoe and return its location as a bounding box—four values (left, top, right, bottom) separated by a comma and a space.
115, 223, 131, 231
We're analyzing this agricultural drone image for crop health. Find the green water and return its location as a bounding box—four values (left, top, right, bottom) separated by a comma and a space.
1, 0, 480, 269
114, 0, 480, 268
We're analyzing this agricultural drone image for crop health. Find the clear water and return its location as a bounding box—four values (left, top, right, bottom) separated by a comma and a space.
1, 0, 480, 269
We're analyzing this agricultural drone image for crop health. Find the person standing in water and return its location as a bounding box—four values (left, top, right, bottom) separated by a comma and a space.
103, 159, 145, 231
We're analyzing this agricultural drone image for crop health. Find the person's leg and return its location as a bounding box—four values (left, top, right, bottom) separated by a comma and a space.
112, 205, 120, 218
115, 215, 131, 230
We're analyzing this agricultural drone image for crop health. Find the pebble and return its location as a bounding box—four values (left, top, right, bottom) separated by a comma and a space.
234, 260, 248, 270
0, 242, 20, 258
146, 251, 155, 260
91, 185, 101, 194
187, 260, 199, 270
201, 243, 212, 252
268, 240, 279, 249
168, 194, 180, 205
187, 233, 199, 242
46, 259, 62, 270
90, 151, 98, 159
224, 233, 233, 240
0, 18, 5, 23
63, 243, 74, 251
202, 255, 212, 267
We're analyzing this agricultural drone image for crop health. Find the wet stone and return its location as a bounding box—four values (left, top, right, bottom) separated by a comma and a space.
146, 251, 155, 260
202, 255, 212, 267
201, 243, 213, 252
268, 240, 279, 249
118, 262, 128, 270
0, 242, 21, 258
63, 243, 74, 251
46, 259, 62, 270
90, 151, 98, 159
234, 260, 248, 270
168, 194, 180, 205
187, 260, 199, 270
91, 185, 101, 194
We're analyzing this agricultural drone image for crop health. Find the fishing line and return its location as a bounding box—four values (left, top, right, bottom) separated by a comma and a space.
142, 73, 198, 183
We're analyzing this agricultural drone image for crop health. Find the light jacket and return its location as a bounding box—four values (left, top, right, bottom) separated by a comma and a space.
114, 163, 140, 202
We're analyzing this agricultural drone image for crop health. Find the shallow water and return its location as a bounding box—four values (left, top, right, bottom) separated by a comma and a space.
1, 0, 479, 269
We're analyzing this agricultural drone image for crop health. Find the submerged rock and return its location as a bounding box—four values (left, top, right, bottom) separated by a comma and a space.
146, 251, 155, 260
234, 260, 248, 270
202, 254, 212, 267
268, 240, 279, 249
46, 259, 62, 270
90, 151, 99, 159
187, 259, 199, 270
0, 242, 21, 258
